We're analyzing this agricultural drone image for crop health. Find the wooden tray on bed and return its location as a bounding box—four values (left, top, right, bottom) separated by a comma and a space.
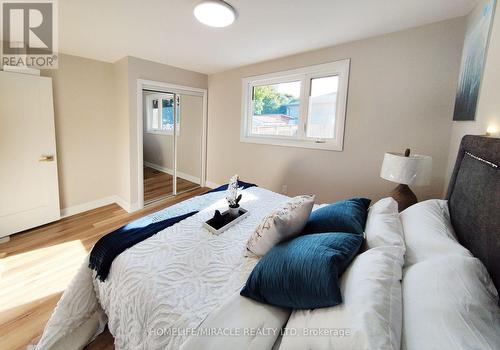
203, 208, 249, 235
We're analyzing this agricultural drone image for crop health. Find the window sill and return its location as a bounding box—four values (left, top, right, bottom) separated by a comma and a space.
145, 130, 179, 136
240, 135, 343, 151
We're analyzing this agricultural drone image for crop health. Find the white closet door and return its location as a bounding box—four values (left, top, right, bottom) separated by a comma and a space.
0, 71, 60, 238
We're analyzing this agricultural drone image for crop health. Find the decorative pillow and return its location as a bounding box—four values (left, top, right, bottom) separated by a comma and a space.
246, 195, 314, 257
302, 198, 371, 235
364, 197, 405, 249
280, 246, 404, 350
402, 256, 500, 350
241, 232, 364, 309
400, 199, 471, 267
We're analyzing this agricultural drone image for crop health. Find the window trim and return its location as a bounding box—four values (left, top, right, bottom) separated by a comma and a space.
145, 93, 180, 136
240, 59, 350, 151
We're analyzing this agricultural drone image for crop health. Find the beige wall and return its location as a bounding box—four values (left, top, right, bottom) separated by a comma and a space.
42, 54, 119, 209
446, 0, 500, 188
207, 18, 466, 203
143, 134, 174, 169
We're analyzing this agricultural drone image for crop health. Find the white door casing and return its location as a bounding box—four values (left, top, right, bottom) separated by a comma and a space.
0, 71, 60, 237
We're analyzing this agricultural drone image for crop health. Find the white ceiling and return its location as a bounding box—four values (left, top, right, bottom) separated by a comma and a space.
59, 0, 477, 74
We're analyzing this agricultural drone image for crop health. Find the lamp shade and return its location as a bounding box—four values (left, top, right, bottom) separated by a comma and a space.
380, 152, 432, 186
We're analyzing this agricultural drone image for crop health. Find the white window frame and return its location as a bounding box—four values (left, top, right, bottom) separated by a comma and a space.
240, 59, 350, 151
145, 93, 180, 136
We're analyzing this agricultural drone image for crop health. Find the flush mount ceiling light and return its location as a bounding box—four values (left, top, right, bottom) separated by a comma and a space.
194, 0, 237, 28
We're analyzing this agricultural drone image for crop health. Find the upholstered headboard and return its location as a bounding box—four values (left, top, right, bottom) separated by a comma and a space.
446, 135, 500, 295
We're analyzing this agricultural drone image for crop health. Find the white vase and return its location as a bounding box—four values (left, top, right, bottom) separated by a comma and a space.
228, 206, 239, 218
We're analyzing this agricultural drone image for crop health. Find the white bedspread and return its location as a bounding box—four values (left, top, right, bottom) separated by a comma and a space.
35, 187, 289, 350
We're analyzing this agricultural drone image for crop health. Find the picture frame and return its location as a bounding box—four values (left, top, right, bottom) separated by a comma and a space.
453, 0, 497, 121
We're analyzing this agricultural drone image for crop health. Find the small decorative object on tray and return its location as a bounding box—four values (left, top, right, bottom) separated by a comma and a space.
204, 174, 249, 235
226, 174, 242, 217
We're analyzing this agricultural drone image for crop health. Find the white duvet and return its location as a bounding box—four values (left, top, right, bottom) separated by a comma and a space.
35, 187, 290, 350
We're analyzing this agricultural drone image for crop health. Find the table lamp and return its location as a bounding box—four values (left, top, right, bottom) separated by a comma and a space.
380, 149, 432, 212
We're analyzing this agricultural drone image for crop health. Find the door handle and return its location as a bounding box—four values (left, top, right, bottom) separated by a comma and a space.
39, 155, 54, 162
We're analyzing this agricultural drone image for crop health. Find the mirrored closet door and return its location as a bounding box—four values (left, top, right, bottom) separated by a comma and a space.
142, 88, 203, 205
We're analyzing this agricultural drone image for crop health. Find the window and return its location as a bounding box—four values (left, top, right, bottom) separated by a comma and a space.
145, 93, 180, 134
241, 60, 350, 151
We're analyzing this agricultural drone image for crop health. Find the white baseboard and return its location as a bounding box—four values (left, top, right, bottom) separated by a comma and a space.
59, 168, 211, 219
60, 162, 205, 219
144, 161, 201, 185
60, 195, 132, 218
177, 171, 201, 185
205, 180, 221, 189
144, 161, 170, 174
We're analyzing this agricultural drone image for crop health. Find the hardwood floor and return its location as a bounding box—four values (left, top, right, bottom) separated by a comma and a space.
143, 166, 200, 203
0, 187, 208, 350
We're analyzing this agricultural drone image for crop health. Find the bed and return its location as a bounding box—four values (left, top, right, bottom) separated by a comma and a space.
34, 135, 499, 350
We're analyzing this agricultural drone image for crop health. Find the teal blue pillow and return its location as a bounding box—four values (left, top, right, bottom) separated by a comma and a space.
240, 232, 364, 309
303, 198, 371, 235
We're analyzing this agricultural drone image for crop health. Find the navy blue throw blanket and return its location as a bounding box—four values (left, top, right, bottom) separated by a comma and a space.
89, 180, 256, 281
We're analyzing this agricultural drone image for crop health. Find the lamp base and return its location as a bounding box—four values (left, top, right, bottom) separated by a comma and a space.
390, 184, 417, 212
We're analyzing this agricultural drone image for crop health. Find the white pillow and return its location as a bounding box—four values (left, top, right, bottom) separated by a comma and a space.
402, 256, 500, 350
400, 199, 471, 267
180, 292, 290, 350
246, 195, 314, 257
279, 246, 404, 350
365, 197, 405, 249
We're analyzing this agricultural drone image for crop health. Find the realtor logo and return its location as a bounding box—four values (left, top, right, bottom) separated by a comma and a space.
1, 0, 58, 68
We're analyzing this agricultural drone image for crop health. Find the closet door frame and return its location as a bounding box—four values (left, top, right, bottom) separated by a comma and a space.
136, 79, 207, 211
